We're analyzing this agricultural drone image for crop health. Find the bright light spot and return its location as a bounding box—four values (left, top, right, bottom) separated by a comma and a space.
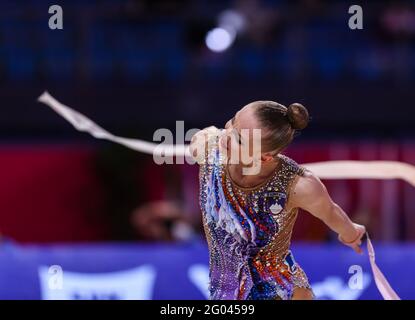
205, 27, 235, 53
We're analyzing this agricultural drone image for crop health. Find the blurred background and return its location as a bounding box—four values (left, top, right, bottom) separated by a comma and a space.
0, 0, 414, 300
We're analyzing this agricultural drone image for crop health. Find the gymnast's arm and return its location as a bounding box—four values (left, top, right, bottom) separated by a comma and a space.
288, 170, 366, 254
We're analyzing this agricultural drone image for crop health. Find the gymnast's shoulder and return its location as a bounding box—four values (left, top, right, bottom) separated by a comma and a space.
287, 168, 331, 212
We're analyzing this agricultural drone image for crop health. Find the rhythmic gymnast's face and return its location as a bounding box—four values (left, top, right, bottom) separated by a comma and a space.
222, 103, 279, 166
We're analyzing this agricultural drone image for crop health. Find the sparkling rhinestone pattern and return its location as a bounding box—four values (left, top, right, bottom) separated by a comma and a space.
199, 138, 312, 300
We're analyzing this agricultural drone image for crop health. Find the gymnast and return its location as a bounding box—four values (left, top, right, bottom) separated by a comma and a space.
39, 92, 413, 299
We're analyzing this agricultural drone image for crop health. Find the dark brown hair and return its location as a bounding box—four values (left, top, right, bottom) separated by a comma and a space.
254, 101, 309, 152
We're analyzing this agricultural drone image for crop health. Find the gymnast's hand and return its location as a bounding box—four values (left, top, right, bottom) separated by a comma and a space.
189, 126, 222, 164
338, 223, 366, 254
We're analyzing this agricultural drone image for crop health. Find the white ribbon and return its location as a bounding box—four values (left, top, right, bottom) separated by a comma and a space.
302, 161, 415, 188
38, 91, 190, 158
366, 234, 400, 300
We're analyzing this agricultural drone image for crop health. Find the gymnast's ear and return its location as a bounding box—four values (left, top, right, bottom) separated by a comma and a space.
260, 151, 276, 162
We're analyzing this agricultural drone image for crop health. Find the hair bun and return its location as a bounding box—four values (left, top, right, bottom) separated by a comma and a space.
287, 103, 309, 130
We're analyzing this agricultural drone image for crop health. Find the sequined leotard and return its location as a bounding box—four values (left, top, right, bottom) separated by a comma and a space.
199, 138, 312, 300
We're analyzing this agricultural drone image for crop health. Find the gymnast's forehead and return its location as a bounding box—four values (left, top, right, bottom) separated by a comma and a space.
233, 105, 261, 130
